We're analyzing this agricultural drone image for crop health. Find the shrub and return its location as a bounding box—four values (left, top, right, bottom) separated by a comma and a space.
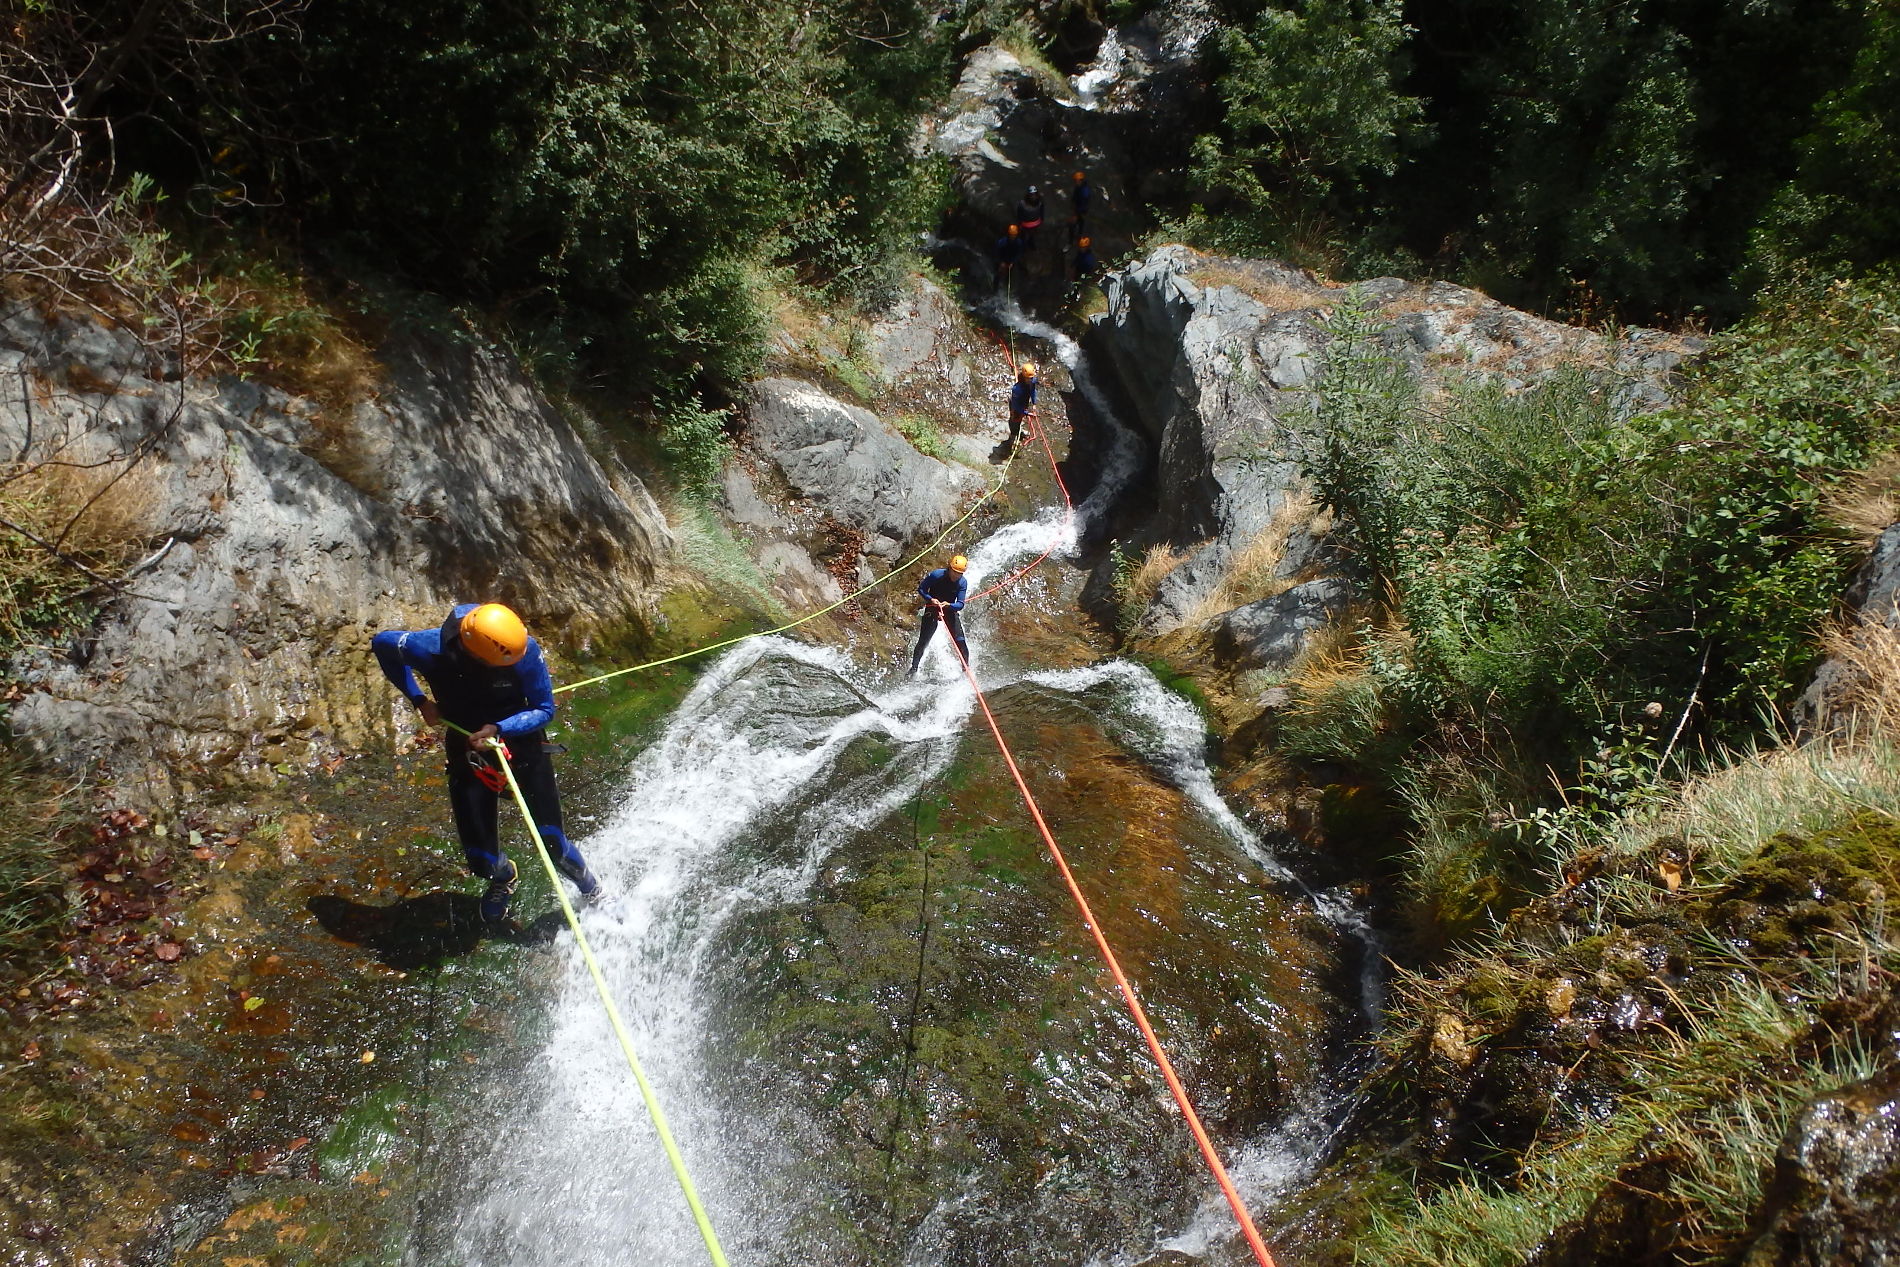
1287, 275, 1899, 940
658, 400, 733, 498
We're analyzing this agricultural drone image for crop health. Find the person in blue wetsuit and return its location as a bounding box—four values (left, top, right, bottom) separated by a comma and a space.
908, 555, 970, 677
372, 602, 602, 923
1006, 362, 1038, 446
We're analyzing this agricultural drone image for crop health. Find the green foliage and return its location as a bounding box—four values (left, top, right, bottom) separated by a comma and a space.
266, 0, 947, 403
1193, 0, 1421, 215
892, 411, 949, 460
658, 400, 734, 498
1752, 1, 1900, 281
1303, 277, 1900, 759
1292, 276, 1900, 938
1196, 0, 1888, 320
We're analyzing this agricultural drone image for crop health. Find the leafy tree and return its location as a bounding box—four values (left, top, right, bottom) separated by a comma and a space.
1192, 0, 1422, 227
268, 0, 946, 400
1752, 0, 1900, 279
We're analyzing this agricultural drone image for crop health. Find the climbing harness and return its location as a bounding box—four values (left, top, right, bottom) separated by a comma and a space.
938, 634, 1280, 1267
465, 745, 509, 793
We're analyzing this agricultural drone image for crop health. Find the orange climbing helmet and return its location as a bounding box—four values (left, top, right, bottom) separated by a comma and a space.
1079, 236, 1091, 248
1018, 362, 1037, 379
949, 554, 969, 573
1073, 170, 1086, 183
459, 603, 529, 667
1006, 223, 1019, 237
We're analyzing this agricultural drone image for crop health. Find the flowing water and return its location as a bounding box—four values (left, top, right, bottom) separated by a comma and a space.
432, 308, 1375, 1267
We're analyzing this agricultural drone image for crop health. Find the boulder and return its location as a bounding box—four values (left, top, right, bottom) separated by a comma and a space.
1736, 1067, 1900, 1266
1213, 578, 1352, 674
747, 377, 981, 546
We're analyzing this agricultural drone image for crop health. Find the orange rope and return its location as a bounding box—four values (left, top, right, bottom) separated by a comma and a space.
971, 408, 1074, 601
939, 631, 1279, 1267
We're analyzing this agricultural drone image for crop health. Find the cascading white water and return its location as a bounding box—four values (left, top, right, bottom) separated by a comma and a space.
441, 302, 1376, 1267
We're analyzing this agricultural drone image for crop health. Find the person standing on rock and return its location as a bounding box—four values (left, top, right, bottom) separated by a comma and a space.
1006, 361, 1038, 447
1070, 170, 1093, 241
1015, 186, 1046, 252
372, 602, 602, 923
1072, 236, 1098, 285
994, 223, 1024, 287
909, 555, 971, 677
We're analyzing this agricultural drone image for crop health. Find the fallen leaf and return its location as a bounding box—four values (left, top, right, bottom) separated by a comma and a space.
1658, 860, 1684, 891
21, 1040, 41, 1061
154, 942, 183, 962
359, 1050, 375, 1064
243, 997, 265, 1012
192, 847, 214, 861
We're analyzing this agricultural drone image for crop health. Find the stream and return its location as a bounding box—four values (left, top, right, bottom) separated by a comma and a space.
425, 309, 1377, 1267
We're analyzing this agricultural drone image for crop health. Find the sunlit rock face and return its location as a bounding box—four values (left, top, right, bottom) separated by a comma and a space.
1, 302, 672, 800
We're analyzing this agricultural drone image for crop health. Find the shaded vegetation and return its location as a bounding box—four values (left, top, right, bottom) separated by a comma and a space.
1191, 0, 1898, 322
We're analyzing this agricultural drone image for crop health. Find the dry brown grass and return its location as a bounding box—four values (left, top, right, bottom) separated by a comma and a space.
0, 458, 161, 649
5, 459, 160, 554
1125, 542, 1189, 612
1825, 450, 1900, 548
1819, 618, 1900, 739
1177, 491, 1327, 630
1187, 262, 1336, 314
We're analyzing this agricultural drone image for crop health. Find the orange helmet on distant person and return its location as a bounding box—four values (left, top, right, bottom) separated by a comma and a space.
1079, 236, 1091, 248
1073, 170, 1086, 183
949, 555, 969, 573
1018, 362, 1037, 380
1006, 223, 1019, 237
460, 603, 529, 666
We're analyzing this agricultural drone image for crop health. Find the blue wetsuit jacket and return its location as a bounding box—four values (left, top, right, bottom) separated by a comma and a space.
1009, 380, 1037, 416
917, 569, 968, 610
371, 604, 556, 738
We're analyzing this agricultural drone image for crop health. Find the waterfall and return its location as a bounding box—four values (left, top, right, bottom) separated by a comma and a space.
438, 303, 1376, 1267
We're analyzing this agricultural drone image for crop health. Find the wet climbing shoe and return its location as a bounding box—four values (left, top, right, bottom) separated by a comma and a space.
574, 868, 605, 907
480, 861, 519, 923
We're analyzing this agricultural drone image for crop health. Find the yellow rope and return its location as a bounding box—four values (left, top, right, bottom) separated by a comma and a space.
555, 443, 1020, 697
486, 737, 733, 1267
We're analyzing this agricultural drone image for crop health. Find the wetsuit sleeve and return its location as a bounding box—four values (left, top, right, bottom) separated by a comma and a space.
917, 572, 933, 601
371, 630, 426, 704
950, 576, 968, 611
495, 644, 556, 737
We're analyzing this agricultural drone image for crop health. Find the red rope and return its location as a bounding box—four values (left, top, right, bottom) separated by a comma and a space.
971, 407, 1075, 601
940, 631, 1280, 1267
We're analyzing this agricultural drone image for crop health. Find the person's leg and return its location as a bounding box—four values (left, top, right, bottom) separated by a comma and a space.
447, 758, 506, 879
945, 609, 970, 664
908, 609, 941, 675
447, 749, 516, 920
514, 742, 598, 895
1008, 410, 1024, 441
